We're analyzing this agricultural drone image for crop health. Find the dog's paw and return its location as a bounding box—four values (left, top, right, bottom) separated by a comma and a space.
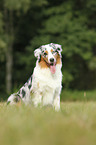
53, 97, 60, 111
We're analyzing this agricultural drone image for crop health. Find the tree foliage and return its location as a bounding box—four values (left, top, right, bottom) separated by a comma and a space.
0, 0, 96, 95
28, 0, 96, 89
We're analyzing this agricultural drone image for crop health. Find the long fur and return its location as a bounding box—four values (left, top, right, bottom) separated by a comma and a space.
7, 43, 62, 111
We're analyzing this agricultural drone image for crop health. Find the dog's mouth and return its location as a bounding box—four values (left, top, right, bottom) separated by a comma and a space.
50, 63, 56, 74
43, 59, 56, 74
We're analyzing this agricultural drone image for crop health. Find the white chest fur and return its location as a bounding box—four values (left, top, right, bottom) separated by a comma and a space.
32, 63, 62, 90
31, 63, 62, 110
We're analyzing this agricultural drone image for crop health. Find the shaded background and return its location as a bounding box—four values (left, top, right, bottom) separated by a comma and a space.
0, 0, 96, 100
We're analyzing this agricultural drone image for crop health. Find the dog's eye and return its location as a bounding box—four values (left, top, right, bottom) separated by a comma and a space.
44, 52, 47, 56
57, 47, 60, 51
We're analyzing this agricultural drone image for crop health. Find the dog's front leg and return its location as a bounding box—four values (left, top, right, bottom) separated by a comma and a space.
31, 91, 42, 107
53, 88, 61, 111
42, 89, 54, 106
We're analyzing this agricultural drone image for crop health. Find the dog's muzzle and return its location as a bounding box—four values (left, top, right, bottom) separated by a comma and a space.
49, 58, 56, 74
50, 58, 54, 63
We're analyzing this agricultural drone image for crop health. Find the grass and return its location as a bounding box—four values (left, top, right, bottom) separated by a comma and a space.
0, 102, 96, 145
61, 90, 96, 101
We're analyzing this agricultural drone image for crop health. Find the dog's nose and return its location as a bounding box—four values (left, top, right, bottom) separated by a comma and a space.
50, 58, 54, 62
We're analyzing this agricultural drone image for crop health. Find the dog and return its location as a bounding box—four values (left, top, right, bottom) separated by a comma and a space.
7, 43, 62, 111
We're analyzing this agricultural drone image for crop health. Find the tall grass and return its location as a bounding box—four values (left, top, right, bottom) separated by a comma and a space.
0, 102, 96, 145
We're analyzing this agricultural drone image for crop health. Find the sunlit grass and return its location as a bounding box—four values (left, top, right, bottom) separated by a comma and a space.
0, 102, 96, 145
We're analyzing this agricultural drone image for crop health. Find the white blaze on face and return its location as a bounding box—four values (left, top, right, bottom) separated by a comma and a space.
47, 45, 56, 74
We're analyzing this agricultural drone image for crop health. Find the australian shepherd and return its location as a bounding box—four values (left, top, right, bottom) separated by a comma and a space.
7, 43, 62, 111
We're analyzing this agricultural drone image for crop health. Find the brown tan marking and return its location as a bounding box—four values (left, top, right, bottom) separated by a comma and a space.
44, 50, 48, 55
55, 53, 61, 64
51, 49, 53, 53
39, 53, 61, 68
39, 56, 49, 68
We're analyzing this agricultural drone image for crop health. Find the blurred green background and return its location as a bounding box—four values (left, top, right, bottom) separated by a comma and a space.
0, 0, 96, 101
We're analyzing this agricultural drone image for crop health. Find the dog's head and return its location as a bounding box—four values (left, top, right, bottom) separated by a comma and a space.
34, 43, 62, 74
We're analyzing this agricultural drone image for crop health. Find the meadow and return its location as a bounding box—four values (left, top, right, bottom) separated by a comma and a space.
0, 100, 96, 145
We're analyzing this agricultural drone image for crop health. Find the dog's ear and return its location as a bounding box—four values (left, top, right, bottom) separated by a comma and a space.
51, 43, 62, 56
34, 48, 42, 60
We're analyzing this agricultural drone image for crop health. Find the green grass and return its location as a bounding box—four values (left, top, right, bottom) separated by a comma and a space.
1, 102, 96, 145
61, 90, 96, 101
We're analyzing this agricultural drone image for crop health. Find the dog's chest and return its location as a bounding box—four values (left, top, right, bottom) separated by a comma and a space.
32, 64, 62, 90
